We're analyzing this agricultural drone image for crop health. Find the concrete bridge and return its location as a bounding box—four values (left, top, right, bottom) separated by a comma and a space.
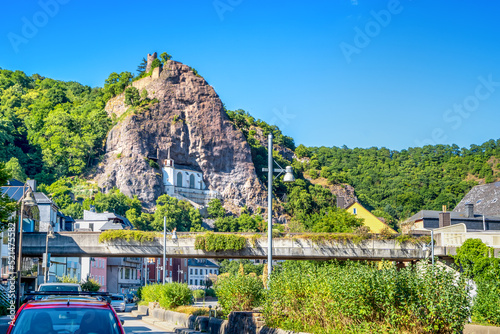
21, 232, 444, 261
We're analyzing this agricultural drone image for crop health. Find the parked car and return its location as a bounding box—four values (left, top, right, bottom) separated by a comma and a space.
7, 295, 125, 334
37, 283, 82, 292
110, 294, 126, 312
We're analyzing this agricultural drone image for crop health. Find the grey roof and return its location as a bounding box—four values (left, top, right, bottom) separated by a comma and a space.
188, 259, 219, 268
34, 192, 54, 204
100, 221, 129, 231
453, 182, 500, 217
83, 210, 133, 228
407, 210, 500, 223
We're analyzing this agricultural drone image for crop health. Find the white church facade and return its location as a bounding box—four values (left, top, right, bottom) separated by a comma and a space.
161, 153, 219, 206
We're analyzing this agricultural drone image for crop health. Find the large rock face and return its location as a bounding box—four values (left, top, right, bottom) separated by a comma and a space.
95, 60, 266, 211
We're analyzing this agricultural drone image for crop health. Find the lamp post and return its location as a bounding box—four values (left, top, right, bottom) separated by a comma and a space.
262, 133, 295, 286
44, 225, 55, 283
163, 216, 166, 284
16, 184, 36, 310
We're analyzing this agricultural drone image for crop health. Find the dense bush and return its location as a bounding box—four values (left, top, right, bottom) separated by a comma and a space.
81, 278, 100, 292
192, 289, 205, 299
455, 239, 500, 325
263, 260, 471, 334
214, 273, 264, 317
140, 283, 193, 309
194, 232, 246, 251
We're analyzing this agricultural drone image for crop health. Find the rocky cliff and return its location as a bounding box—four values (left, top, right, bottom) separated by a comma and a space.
95, 60, 266, 212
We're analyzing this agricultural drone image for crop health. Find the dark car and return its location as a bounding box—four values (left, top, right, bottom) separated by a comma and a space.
7, 296, 125, 334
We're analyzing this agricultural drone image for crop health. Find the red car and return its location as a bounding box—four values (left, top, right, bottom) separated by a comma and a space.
7, 297, 125, 334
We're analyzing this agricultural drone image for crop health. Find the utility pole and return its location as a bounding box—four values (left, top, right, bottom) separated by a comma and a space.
163, 216, 166, 284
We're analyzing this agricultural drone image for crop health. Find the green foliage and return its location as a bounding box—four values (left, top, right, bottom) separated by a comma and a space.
214, 214, 264, 232
310, 208, 364, 233
160, 52, 172, 63
207, 198, 225, 218
148, 159, 159, 169
150, 58, 162, 71
194, 232, 246, 252
98, 230, 157, 243
57, 275, 79, 283
103, 71, 133, 100
140, 283, 193, 309
81, 278, 100, 292
218, 259, 264, 276
264, 260, 471, 334
136, 57, 147, 74
215, 273, 264, 316
0, 163, 17, 228
153, 194, 203, 232
455, 239, 500, 325
5, 157, 26, 182
0, 69, 112, 182
455, 238, 492, 278
192, 289, 205, 299
124, 87, 140, 106
299, 141, 500, 222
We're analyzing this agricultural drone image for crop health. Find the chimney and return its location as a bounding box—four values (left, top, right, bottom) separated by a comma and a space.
337, 196, 345, 209
26, 179, 37, 192
465, 203, 474, 218
439, 212, 451, 227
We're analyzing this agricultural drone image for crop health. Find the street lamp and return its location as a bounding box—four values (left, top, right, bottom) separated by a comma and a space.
262, 133, 295, 286
422, 229, 435, 266
163, 216, 166, 284
16, 184, 36, 309
44, 225, 55, 283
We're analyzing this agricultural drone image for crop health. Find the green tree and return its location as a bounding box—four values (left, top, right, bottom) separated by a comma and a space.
0, 162, 16, 227
207, 198, 225, 218
124, 87, 140, 106
5, 157, 26, 182
160, 52, 172, 63
311, 208, 364, 233
136, 57, 147, 74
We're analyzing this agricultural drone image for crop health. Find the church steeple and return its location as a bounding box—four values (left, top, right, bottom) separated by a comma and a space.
164, 146, 174, 167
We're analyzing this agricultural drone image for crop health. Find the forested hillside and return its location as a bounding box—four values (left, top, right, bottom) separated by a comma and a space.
0, 68, 133, 184
1, 63, 500, 234
294, 142, 500, 223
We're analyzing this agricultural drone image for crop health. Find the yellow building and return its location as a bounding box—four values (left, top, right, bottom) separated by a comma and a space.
346, 202, 397, 234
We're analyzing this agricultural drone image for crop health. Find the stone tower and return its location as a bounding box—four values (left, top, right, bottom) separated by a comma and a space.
145, 52, 158, 73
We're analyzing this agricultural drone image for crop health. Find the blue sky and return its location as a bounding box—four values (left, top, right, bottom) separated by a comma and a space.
1, 0, 499, 151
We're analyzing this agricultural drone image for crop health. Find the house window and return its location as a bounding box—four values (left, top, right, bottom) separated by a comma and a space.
89, 223, 94, 231
190, 268, 193, 275
195, 279, 198, 285
177, 172, 183, 187
353, 208, 357, 214
184, 273, 187, 281
125, 268, 130, 279
209, 269, 212, 274
170, 258, 173, 266
189, 174, 195, 188
184, 259, 187, 266
195, 269, 198, 275
170, 271, 172, 277
190, 279, 193, 285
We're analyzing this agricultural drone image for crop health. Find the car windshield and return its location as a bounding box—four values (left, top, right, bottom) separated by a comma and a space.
110, 296, 124, 301
11, 307, 121, 334
39, 285, 79, 292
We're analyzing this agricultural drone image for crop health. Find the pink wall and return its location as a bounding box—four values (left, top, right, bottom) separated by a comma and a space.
90, 257, 107, 292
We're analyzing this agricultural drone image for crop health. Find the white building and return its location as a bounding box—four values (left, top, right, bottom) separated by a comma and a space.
161, 150, 219, 207
188, 259, 219, 289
